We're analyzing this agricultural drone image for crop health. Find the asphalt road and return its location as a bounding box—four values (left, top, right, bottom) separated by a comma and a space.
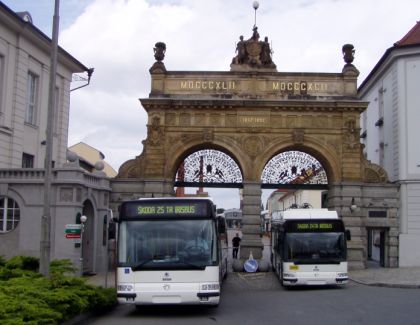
78, 273, 420, 325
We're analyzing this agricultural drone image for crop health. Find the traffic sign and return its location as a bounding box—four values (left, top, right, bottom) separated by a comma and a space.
65, 233, 81, 239
65, 224, 82, 235
66, 224, 82, 229
65, 228, 81, 234
244, 259, 259, 272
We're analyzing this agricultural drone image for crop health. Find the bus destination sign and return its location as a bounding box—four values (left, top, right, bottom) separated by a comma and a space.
120, 200, 212, 219
296, 223, 333, 230
137, 204, 197, 216
288, 220, 344, 233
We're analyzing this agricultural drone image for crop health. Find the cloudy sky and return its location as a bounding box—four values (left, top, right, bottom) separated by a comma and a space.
3, 0, 419, 209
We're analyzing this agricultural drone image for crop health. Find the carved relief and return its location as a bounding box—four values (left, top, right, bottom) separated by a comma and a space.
180, 113, 191, 126
148, 116, 164, 146
60, 187, 73, 202
286, 116, 297, 128
271, 116, 283, 127
226, 114, 237, 127
243, 135, 263, 157
117, 155, 145, 178
166, 113, 176, 126
364, 160, 388, 183
209, 114, 221, 126
203, 129, 214, 143
180, 133, 195, 144
343, 119, 360, 150
292, 129, 305, 144
194, 113, 205, 126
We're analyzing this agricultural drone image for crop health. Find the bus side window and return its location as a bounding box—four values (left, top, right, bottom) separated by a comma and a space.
277, 232, 284, 258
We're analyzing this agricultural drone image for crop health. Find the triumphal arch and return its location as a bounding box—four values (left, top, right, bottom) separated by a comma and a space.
111, 27, 399, 269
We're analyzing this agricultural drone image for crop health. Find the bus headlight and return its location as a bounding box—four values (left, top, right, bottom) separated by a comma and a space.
117, 284, 134, 292
201, 283, 220, 291
337, 273, 348, 278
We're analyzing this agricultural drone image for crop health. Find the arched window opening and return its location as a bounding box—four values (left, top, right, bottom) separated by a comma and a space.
175, 149, 243, 185
0, 197, 20, 233
261, 151, 328, 185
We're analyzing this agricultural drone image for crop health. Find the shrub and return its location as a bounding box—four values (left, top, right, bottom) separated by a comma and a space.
5, 256, 39, 271
0, 257, 116, 324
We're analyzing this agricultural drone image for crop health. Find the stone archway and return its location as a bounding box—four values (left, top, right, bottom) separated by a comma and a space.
111, 31, 399, 269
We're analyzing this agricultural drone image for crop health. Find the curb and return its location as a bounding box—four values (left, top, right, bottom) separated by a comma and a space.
349, 278, 420, 289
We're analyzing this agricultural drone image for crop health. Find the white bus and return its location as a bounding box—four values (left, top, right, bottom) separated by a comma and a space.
116, 198, 228, 306
270, 209, 351, 286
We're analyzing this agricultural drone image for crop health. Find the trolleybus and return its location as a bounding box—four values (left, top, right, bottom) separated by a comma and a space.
271, 209, 350, 286
115, 197, 228, 306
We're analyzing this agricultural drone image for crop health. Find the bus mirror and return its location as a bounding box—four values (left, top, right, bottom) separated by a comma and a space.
346, 229, 351, 241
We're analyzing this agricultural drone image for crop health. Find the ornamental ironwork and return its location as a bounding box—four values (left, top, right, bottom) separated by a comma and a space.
176, 150, 243, 184
261, 151, 328, 185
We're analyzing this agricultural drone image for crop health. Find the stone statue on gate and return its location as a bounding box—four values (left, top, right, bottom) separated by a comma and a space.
231, 26, 276, 71
150, 42, 167, 73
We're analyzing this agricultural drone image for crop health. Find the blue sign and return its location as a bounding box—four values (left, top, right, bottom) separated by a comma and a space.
244, 259, 258, 273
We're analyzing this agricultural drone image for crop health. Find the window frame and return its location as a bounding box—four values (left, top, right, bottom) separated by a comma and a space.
22, 152, 34, 168
0, 197, 20, 233
26, 71, 39, 125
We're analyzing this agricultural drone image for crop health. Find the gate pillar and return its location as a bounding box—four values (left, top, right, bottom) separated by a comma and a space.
328, 183, 366, 270
240, 182, 263, 260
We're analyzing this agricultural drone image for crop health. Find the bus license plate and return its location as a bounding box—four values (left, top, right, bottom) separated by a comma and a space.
289, 265, 299, 270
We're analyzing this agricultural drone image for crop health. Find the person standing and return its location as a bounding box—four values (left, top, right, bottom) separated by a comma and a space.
232, 233, 241, 259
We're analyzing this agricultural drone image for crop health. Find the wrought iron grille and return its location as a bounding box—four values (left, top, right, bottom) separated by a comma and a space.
176, 150, 243, 184
261, 151, 328, 185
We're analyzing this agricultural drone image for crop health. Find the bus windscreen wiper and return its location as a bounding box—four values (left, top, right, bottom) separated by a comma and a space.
131, 259, 154, 270
179, 260, 206, 270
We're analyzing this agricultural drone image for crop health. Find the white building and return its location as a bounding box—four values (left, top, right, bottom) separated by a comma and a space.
0, 3, 112, 275
358, 21, 420, 267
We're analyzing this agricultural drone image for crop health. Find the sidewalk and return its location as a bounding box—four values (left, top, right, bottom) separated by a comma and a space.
349, 267, 420, 288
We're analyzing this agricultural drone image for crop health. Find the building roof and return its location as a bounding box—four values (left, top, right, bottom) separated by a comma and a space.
394, 21, 420, 46
358, 20, 420, 92
0, 2, 89, 73
68, 142, 117, 177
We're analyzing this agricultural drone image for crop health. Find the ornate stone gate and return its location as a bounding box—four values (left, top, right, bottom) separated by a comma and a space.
111, 29, 399, 269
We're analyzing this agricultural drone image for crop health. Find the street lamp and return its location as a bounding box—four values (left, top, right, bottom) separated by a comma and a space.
80, 215, 87, 276
253, 1, 259, 27
350, 197, 357, 213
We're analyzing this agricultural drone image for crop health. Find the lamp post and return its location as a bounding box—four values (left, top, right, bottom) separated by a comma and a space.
80, 215, 87, 276
40, 0, 60, 277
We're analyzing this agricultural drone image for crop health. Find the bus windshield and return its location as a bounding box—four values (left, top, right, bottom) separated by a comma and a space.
285, 232, 346, 263
118, 219, 217, 270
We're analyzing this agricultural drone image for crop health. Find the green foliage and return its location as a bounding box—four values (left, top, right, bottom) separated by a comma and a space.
5, 256, 39, 271
50, 259, 76, 275
0, 257, 116, 324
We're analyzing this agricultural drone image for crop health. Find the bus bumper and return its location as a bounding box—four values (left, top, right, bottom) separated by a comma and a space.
117, 288, 220, 306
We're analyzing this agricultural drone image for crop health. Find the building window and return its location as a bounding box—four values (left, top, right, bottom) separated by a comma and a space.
26, 72, 38, 124
0, 197, 20, 233
22, 153, 34, 168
